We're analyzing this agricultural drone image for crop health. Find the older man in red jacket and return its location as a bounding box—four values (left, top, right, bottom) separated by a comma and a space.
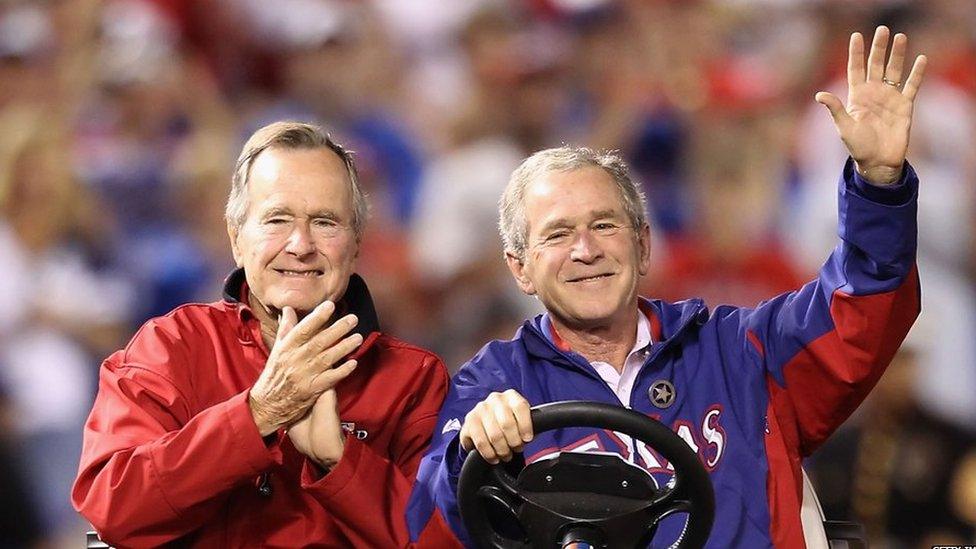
73, 121, 460, 548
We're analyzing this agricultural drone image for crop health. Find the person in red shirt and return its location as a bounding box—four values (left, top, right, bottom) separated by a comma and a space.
72, 121, 460, 548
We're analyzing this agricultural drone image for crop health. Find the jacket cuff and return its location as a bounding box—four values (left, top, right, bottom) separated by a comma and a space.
847, 158, 916, 206
224, 390, 283, 475
300, 433, 361, 497
445, 435, 468, 482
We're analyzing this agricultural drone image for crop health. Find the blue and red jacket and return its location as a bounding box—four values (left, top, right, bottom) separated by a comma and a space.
406, 160, 920, 548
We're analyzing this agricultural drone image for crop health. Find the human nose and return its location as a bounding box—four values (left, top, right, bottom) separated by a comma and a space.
568, 229, 602, 263
284, 223, 316, 256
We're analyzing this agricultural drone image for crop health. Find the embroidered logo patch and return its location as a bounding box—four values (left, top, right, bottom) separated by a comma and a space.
340, 422, 369, 440
442, 418, 462, 434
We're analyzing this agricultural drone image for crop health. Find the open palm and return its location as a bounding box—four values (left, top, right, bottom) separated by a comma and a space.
816, 26, 927, 185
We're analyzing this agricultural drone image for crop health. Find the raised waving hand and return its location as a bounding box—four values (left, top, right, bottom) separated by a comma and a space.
816, 26, 927, 185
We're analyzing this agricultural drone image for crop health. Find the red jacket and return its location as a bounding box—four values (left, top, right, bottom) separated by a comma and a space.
73, 270, 460, 548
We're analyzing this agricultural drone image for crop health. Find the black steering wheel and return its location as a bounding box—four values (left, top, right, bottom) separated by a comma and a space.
457, 401, 714, 548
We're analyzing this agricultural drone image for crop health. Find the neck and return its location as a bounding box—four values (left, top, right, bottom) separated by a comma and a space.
248, 293, 282, 349
550, 310, 638, 373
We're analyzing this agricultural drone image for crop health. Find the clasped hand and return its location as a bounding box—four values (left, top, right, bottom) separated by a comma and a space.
249, 301, 362, 469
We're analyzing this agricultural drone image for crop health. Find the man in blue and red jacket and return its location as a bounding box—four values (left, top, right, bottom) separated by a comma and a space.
408, 27, 927, 547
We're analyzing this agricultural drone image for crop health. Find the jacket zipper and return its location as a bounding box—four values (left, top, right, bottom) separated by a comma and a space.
526, 303, 706, 408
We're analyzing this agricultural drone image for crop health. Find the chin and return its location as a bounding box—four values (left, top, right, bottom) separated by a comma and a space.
572, 302, 630, 326
270, 292, 328, 315
559, 306, 611, 325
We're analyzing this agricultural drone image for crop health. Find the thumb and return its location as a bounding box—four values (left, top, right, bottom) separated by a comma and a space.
815, 91, 853, 134
277, 306, 298, 341
320, 388, 338, 406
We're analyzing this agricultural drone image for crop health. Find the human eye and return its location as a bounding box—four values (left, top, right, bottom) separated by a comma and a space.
593, 221, 621, 234
264, 216, 289, 226
312, 217, 339, 228
312, 217, 346, 237
544, 230, 571, 244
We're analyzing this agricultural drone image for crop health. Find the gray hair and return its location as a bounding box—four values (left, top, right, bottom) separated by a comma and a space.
499, 146, 648, 259
226, 121, 368, 239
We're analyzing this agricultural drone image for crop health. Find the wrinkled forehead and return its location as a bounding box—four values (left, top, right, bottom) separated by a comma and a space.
246, 147, 353, 211
249, 146, 349, 186
523, 166, 628, 228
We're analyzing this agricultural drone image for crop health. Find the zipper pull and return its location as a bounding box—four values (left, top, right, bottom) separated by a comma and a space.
256, 472, 273, 497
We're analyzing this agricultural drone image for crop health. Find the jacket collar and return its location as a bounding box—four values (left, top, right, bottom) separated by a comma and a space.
521, 297, 708, 364
221, 268, 381, 338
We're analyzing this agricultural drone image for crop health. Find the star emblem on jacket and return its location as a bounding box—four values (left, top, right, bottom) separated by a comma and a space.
649, 380, 676, 409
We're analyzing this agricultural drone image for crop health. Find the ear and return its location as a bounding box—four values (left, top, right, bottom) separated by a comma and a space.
227, 224, 244, 268
505, 252, 536, 296
637, 223, 652, 276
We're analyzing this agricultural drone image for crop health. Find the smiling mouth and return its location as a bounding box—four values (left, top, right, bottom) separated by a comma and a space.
275, 269, 324, 277
567, 273, 614, 283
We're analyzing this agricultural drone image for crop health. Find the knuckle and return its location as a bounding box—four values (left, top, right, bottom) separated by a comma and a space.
487, 432, 506, 446
474, 440, 493, 456
505, 391, 527, 405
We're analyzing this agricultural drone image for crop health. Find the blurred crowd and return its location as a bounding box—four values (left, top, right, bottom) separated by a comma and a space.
0, 0, 973, 547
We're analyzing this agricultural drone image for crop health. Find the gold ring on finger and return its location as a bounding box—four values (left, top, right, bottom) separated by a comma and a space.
882, 77, 902, 87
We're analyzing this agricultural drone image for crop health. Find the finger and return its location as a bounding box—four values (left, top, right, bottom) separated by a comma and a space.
503, 390, 533, 442
314, 388, 338, 409
464, 415, 499, 464
321, 388, 338, 402
287, 300, 336, 343
277, 306, 298, 341
866, 26, 890, 82
305, 389, 341, 433
815, 91, 854, 135
884, 32, 907, 85
847, 32, 865, 85
902, 54, 928, 101
307, 314, 360, 354
481, 412, 514, 462
313, 332, 365, 371
489, 396, 526, 452
459, 424, 475, 452
308, 359, 358, 393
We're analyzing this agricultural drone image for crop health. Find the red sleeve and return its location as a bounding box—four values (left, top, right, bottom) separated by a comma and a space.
299, 354, 461, 548
72, 348, 282, 547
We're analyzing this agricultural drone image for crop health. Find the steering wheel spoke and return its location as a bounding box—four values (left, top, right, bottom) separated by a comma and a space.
645, 490, 694, 525
488, 458, 524, 498
458, 401, 715, 549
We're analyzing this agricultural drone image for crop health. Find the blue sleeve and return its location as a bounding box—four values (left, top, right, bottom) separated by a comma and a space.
406, 346, 515, 546
735, 158, 919, 454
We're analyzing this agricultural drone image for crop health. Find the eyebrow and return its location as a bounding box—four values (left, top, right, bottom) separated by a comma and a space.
537, 209, 623, 234
260, 207, 344, 221
258, 206, 293, 220
309, 210, 344, 222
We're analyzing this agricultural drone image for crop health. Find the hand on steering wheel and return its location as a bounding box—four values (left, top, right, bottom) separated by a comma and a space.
457, 401, 715, 549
